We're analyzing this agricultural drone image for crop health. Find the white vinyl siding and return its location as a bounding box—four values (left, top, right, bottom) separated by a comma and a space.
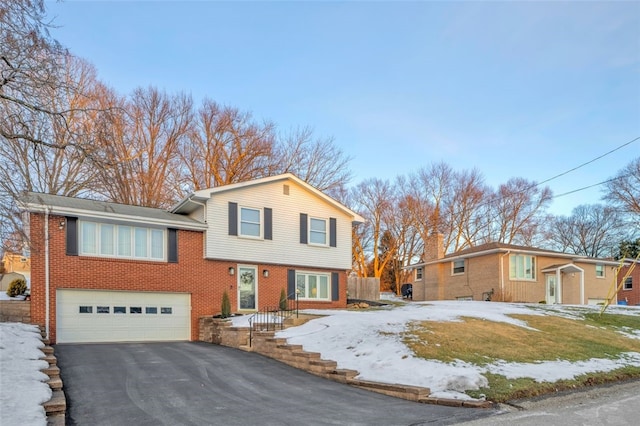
204, 180, 353, 269
80, 220, 165, 261
509, 254, 536, 280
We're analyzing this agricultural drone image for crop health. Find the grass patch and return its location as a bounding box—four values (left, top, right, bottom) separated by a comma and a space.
467, 367, 640, 403
403, 313, 640, 401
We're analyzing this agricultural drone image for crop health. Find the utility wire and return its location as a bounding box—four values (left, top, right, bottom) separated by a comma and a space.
536, 136, 639, 187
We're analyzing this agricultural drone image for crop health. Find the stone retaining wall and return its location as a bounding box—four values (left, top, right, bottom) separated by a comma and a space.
198, 315, 492, 407
0, 300, 31, 323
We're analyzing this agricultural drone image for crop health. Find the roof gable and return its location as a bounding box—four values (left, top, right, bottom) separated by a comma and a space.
172, 173, 364, 223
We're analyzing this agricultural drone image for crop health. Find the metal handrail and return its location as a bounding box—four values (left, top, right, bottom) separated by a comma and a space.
248, 291, 298, 347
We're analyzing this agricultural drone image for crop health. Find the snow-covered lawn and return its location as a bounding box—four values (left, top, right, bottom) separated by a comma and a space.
233, 297, 640, 400
0, 322, 51, 426
3, 299, 639, 424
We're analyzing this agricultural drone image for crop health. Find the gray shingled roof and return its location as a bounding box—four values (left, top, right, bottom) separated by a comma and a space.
18, 192, 206, 229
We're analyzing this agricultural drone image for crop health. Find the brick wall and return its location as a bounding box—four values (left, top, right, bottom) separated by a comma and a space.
30, 213, 347, 343
0, 301, 31, 323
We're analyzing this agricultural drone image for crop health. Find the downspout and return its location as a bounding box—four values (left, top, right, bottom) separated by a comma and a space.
580, 270, 585, 305
500, 251, 511, 300
44, 209, 50, 340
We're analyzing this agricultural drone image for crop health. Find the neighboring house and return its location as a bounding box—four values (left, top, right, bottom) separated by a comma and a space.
408, 234, 620, 305
18, 174, 364, 344
1, 252, 31, 286
617, 258, 640, 306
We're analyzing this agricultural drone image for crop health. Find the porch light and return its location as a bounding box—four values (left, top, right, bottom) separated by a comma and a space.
228, 267, 235, 276
262, 269, 269, 278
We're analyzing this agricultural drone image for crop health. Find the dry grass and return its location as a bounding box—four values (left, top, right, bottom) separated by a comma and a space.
402, 312, 640, 402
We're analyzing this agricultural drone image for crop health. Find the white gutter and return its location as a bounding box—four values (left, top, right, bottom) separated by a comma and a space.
44, 209, 50, 340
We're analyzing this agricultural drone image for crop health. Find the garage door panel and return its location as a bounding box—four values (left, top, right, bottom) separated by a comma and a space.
56, 290, 190, 343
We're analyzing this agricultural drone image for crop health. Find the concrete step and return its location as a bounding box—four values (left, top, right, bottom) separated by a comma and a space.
43, 390, 66, 415
47, 377, 63, 391
47, 412, 65, 426
42, 365, 60, 379
41, 354, 57, 366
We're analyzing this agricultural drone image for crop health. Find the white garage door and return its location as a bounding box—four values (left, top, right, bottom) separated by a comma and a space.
56, 290, 191, 343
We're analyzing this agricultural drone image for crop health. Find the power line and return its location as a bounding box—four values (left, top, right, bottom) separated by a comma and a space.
536, 136, 639, 187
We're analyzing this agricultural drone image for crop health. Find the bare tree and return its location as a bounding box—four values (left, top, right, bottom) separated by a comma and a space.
604, 157, 640, 218
486, 177, 553, 245
545, 204, 627, 258
273, 127, 353, 197
350, 178, 396, 278
0, 55, 107, 251
0, 0, 100, 152
96, 87, 192, 208
178, 100, 274, 191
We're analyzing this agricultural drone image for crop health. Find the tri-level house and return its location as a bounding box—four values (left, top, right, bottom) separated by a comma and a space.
408, 234, 620, 305
19, 174, 364, 344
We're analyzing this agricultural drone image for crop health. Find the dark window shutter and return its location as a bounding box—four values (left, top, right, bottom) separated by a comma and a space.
299, 213, 307, 244
331, 272, 339, 301
66, 217, 78, 256
168, 229, 178, 263
287, 269, 296, 299
264, 208, 272, 240
228, 202, 238, 236
329, 218, 337, 247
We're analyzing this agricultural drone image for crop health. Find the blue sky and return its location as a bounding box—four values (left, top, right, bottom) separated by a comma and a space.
45, 1, 639, 215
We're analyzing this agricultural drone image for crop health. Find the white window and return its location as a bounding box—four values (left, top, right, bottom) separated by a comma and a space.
416, 267, 423, 280
452, 259, 465, 275
240, 207, 261, 238
624, 277, 633, 290
79, 220, 165, 261
509, 254, 536, 280
309, 217, 327, 245
296, 272, 330, 300
595, 264, 605, 278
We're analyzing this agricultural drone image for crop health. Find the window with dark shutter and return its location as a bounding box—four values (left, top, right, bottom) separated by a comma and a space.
300, 213, 308, 244
66, 217, 78, 256
168, 229, 178, 263
329, 218, 337, 247
287, 269, 296, 299
228, 202, 238, 236
264, 208, 272, 240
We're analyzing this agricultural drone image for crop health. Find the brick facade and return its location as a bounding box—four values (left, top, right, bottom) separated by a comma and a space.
30, 213, 347, 343
618, 260, 640, 306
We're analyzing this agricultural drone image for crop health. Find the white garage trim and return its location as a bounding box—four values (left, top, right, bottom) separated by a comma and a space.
56, 289, 191, 343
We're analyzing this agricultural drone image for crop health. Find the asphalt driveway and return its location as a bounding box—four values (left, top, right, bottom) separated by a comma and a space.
55, 342, 497, 426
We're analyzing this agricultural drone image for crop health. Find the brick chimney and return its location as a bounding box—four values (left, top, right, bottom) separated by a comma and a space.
424, 233, 444, 261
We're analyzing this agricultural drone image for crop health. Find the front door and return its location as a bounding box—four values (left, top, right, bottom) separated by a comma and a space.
238, 266, 257, 310
545, 274, 557, 304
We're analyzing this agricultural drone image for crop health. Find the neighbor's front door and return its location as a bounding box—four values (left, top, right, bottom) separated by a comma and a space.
545, 274, 557, 304
238, 266, 257, 310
